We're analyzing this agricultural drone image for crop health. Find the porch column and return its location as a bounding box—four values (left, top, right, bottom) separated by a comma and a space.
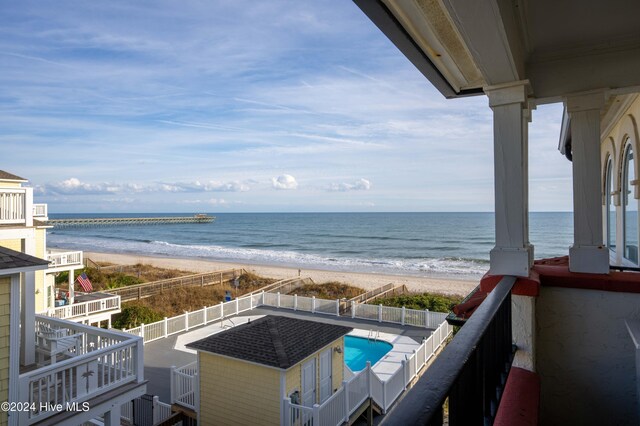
485, 81, 534, 276
20, 238, 37, 365
103, 405, 121, 426
567, 91, 609, 273
68, 268, 75, 304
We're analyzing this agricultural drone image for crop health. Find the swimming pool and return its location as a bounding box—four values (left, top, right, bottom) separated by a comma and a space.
344, 335, 393, 371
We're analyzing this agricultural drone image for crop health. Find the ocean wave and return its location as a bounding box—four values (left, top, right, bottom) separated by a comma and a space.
48, 234, 489, 278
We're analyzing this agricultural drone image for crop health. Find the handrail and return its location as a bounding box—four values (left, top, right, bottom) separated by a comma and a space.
380, 275, 516, 425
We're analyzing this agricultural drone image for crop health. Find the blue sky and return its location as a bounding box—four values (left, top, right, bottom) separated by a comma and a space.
1, 0, 571, 213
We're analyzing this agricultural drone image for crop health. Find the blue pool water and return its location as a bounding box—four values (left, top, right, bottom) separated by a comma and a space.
344, 335, 393, 371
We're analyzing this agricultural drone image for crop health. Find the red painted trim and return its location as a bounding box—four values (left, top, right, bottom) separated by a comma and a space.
532, 256, 640, 294
494, 367, 540, 426
480, 270, 540, 297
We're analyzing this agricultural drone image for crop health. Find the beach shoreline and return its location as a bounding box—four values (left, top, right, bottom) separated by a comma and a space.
80, 249, 478, 297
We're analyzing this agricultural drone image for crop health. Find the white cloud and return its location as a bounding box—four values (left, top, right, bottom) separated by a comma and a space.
328, 178, 371, 192
36, 177, 251, 195
272, 174, 298, 190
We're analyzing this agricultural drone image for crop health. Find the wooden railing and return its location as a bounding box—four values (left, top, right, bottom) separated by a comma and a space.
45, 294, 121, 320
380, 275, 517, 425
19, 316, 144, 425
107, 268, 247, 302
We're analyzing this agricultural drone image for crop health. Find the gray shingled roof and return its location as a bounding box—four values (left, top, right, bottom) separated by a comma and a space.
187, 315, 352, 369
0, 246, 50, 271
0, 170, 27, 181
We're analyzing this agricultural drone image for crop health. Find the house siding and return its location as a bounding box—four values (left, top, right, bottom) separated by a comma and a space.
199, 352, 281, 426
0, 276, 11, 426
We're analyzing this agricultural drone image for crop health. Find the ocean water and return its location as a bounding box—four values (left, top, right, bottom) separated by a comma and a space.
47, 212, 573, 280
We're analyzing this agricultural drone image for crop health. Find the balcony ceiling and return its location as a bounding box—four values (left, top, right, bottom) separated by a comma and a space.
356, 0, 640, 101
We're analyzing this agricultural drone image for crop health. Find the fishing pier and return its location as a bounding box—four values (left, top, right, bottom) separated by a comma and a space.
47, 214, 215, 228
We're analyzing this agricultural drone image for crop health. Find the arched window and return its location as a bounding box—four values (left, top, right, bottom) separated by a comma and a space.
606, 157, 616, 250
623, 142, 638, 263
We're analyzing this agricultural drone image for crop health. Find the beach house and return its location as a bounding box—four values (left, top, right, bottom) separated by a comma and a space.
353, 0, 640, 424
0, 170, 121, 327
0, 170, 145, 425
186, 315, 350, 425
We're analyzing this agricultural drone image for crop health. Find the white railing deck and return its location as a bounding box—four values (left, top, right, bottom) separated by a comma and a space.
0, 187, 28, 225
19, 315, 144, 425
45, 293, 121, 320
33, 203, 48, 218
46, 250, 84, 271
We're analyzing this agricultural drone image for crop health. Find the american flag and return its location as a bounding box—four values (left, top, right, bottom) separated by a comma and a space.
76, 272, 93, 292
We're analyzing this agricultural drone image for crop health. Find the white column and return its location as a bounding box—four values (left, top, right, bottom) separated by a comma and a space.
567, 91, 609, 273
24, 187, 33, 227
20, 236, 37, 365
68, 267, 75, 304
485, 81, 534, 276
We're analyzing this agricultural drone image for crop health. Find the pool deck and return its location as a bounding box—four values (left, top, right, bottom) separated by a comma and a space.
143, 306, 437, 403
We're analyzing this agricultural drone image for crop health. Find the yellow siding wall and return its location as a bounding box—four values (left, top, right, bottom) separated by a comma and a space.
199, 353, 281, 426
0, 240, 21, 252
0, 277, 11, 426
285, 337, 345, 404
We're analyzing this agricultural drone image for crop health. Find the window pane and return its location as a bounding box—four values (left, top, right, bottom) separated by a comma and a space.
608, 159, 616, 250
624, 147, 638, 263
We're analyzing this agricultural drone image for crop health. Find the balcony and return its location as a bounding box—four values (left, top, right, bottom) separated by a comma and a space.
45, 292, 121, 322
18, 315, 145, 425
32, 203, 48, 219
46, 250, 84, 273
0, 188, 27, 226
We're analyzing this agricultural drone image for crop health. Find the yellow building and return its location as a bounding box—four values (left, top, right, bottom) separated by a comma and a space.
0, 170, 145, 426
187, 315, 351, 426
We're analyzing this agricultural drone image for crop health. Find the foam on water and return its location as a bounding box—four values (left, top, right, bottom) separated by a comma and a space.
47, 212, 572, 280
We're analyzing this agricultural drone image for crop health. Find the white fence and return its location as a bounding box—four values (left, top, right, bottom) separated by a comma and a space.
283, 319, 454, 425
123, 292, 264, 343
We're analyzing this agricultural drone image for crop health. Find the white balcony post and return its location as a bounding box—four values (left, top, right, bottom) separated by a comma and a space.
313, 404, 320, 425
141, 323, 145, 341
425, 309, 430, 328
68, 269, 75, 305
343, 380, 350, 422
20, 270, 36, 365
219, 301, 224, 319
170, 365, 176, 403
378, 304, 382, 323
277, 292, 281, 308
236, 297, 239, 314
567, 91, 609, 273
312, 296, 316, 313
351, 301, 356, 318
24, 187, 33, 227
184, 312, 189, 331
336, 299, 340, 316
401, 306, 406, 325
163, 317, 168, 338
294, 294, 298, 311
485, 80, 534, 276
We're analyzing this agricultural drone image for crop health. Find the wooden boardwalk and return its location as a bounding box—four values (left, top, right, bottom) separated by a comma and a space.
47, 215, 214, 228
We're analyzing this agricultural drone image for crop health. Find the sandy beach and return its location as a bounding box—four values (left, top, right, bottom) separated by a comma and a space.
82, 250, 477, 297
